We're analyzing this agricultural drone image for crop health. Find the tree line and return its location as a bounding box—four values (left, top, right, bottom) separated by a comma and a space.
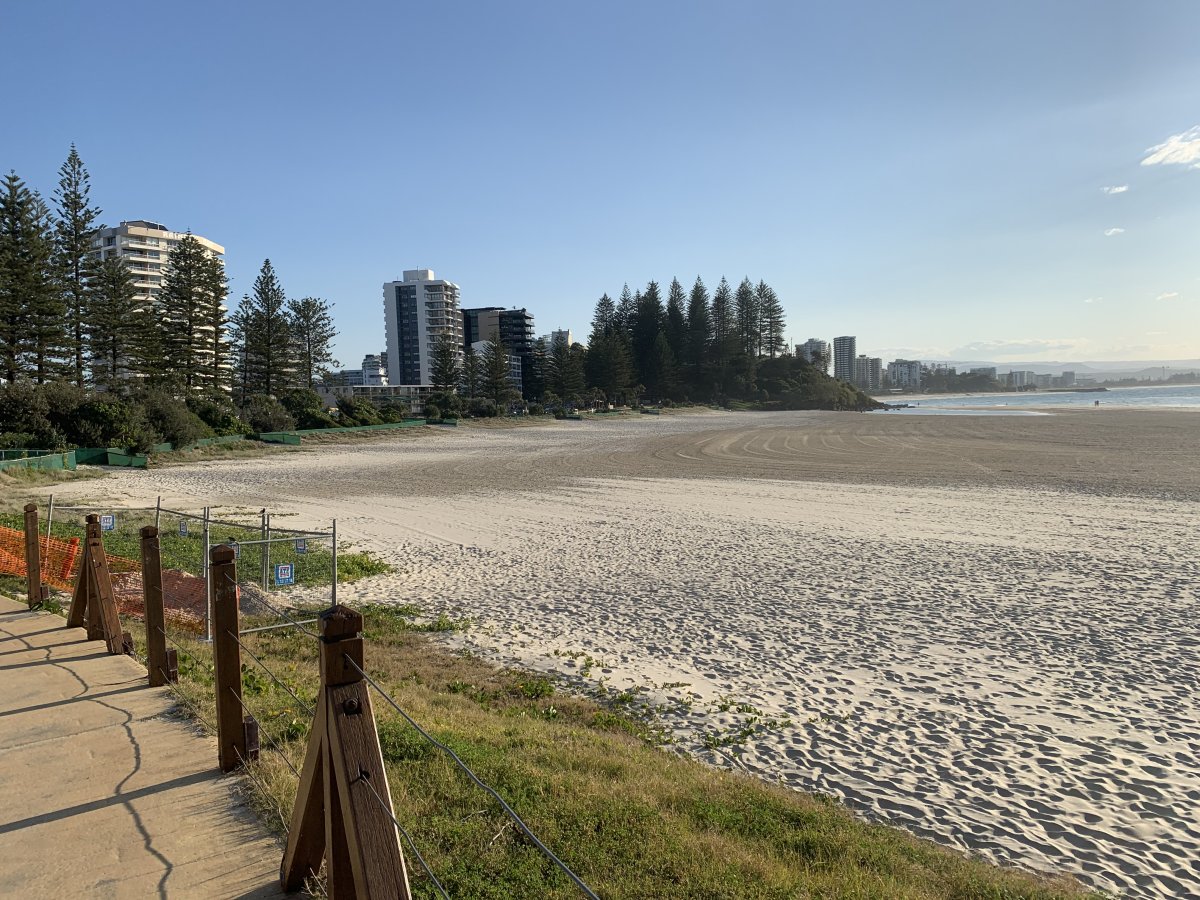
0, 146, 346, 448
430, 276, 872, 411
0, 147, 339, 397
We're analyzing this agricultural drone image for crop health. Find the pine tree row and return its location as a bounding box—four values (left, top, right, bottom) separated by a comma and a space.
0, 147, 339, 402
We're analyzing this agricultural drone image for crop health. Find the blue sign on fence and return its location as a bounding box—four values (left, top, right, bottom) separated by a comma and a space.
178, 519, 188, 537
100, 514, 115, 532
274, 563, 295, 586
295, 538, 307, 554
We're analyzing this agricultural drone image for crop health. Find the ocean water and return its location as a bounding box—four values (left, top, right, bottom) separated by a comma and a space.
881, 383, 1200, 411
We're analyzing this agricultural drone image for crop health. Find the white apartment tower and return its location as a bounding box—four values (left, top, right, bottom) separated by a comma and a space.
798, 338, 830, 373
92, 219, 224, 306
383, 270, 464, 385
833, 335, 856, 383
90, 220, 226, 381
886, 359, 922, 390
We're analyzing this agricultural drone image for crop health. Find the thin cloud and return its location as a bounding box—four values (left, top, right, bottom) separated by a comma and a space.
1104, 227, 1125, 236
1101, 185, 1129, 194
1157, 291, 1180, 301
1083, 297, 1101, 304
1142, 125, 1200, 168
953, 339, 1084, 358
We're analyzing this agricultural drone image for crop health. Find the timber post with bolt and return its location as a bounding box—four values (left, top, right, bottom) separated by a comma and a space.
280, 604, 411, 898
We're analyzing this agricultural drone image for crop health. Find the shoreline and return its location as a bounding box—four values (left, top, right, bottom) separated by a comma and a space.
30, 408, 1200, 899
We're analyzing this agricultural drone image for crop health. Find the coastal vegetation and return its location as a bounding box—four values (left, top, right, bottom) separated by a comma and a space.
0, 148, 344, 448
436, 280, 878, 413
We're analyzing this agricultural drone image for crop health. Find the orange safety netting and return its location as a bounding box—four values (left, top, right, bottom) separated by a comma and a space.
0, 524, 205, 633
0, 525, 83, 591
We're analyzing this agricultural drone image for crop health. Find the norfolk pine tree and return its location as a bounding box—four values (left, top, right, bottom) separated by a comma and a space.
239, 259, 295, 397
0, 172, 62, 383
482, 339, 517, 406
461, 344, 483, 398
684, 276, 712, 393
159, 233, 217, 390
757, 280, 786, 358
87, 256, 139, 388
53, 145, 103, 387
430, 332, 461, 393
288, 296, 338, 388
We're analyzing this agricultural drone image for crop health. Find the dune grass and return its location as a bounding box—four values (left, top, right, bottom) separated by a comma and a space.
106, 601, 1091, 899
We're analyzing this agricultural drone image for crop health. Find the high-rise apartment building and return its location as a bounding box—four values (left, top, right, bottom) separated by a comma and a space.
854, 355, 883, 392
540, 329, 573, 348
462, 307, 536, 357
833, 336, 856, 383
383, 269, 464, 385
886, 359, 922, 391
798, 338, 830, 373
92, 219, 225, 302
362, 354, 387, 386
90, 220, 226, 381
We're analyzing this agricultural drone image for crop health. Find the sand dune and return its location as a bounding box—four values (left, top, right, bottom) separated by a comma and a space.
50, 410, 1200, 898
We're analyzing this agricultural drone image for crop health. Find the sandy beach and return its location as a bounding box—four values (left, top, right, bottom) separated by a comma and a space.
43, 409, 1200, 898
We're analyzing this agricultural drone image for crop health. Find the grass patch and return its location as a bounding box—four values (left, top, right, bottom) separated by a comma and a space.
0, 507, 392, 589
84, 600, 1091, 900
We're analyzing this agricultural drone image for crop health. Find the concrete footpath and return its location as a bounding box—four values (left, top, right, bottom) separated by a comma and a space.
0, 596, 286, 898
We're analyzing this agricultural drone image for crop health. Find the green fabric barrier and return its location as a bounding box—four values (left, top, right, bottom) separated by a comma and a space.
0, 450, 76, 472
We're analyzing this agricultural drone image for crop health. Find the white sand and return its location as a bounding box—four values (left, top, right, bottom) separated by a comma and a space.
47, 411, 1200, 898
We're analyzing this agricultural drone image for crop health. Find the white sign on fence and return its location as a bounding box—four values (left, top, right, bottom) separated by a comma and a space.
100, 514, 116, 532
274, 563, 295, 586
295, 538, 307, 554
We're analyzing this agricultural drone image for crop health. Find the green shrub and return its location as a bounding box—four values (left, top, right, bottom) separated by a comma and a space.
423, 403, 441, 421
280, 388, 338, 429
187, 391, 249, 435
468, 397, 498, 418
335, 393, 384, 426
243, 395, 295, 433
527, 403, 545, 416
138, 389, 213, 447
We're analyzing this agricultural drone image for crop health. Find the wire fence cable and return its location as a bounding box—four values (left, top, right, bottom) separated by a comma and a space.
343, 654, 600, 899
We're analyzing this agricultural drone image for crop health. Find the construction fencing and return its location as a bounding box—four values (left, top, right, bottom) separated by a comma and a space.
1, 496, 339, 638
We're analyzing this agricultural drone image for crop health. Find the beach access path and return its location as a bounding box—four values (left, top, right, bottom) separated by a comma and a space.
0, 595, 284, 899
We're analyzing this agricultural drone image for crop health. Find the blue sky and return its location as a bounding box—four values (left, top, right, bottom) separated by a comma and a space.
4, 1, 1199, 365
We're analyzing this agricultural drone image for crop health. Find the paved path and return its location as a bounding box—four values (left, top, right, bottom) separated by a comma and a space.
0, 596, 286, 898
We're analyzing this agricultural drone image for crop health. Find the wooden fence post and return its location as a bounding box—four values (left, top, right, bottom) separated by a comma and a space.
280, 605, 411, 898
141, 526, 170, 687
23, 503, 42, 608
211, 544, 247, 773
67, 515, 101, 628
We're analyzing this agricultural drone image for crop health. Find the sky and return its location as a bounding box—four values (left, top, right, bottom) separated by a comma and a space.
3, 0, 1199, 366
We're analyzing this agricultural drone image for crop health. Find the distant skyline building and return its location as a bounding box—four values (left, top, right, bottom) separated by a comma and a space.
463, 307, 536, 357
798, 338, 830, 373
854, 355, 882, 392
886, 359, 922, 391
833, 336, 856, 383
362, 353, 387, 386
541, 329, 573, 347
382, 269, 463, 386
969, 366, 998, 378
